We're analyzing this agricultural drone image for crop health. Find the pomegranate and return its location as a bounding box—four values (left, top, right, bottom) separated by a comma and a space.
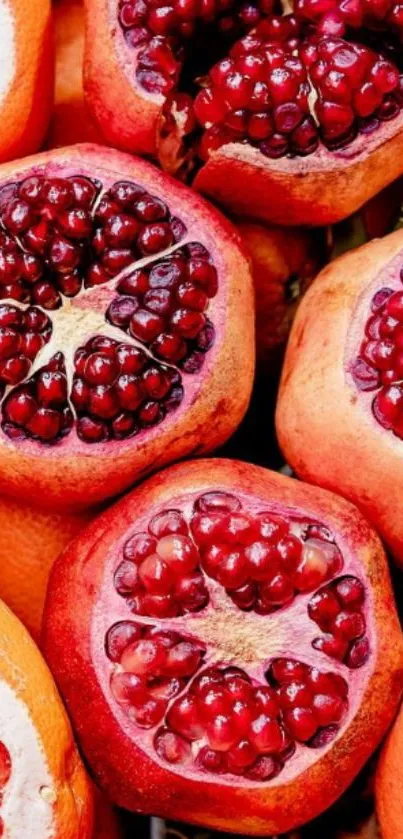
236, 220, 325, 366
42, 459, 403, 835
84, 0, 403, 224
276, 227, 403, 568
0, 144, 253, 510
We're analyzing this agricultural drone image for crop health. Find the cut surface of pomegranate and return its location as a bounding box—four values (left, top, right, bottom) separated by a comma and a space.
276, 227, 403, 568
42, 459, 403, 834
0, 144, 253, 509
84, 0, 403, 224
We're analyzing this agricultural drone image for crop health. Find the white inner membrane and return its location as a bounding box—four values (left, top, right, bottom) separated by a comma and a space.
0, 679, 54, 838
0, 1, 15, 106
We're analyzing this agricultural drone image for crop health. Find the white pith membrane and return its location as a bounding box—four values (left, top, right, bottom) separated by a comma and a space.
114, 0, 403, 175
347, 248, 403, 439
0, 1, 15, 109
93, 488, 374, 786
0, 679, 55, 838
0, 162, 223, 451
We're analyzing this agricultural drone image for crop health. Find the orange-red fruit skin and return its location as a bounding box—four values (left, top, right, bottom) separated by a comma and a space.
194, 121, 403, 226
0, 0, 53, 162
276, 228, 403, 567
42, 458, 403, 836
376, 705, 403, 839
0, 143, 254, 512
84, 0, 159, 155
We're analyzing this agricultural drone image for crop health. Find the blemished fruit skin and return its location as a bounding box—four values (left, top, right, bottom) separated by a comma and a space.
0, 0, 53, 162
0, 599, 94, 837
42, 458, 403, 836
0, 495, 93, 640
0, 144, 254, 512
376, 705, 403, 839
276, 228, 403, 568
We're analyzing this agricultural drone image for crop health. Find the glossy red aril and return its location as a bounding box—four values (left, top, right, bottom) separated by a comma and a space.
42, 459, 403, 834
85, 1, 403, 224
0, 145, 253, 510
276, 228, 403, 568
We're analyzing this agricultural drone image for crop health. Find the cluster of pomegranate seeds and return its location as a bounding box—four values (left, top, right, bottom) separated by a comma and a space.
294, 0, 403, 39
0, 741, 11, 835
194, 25, 402, 158
352, 281, 403, 437
2, 353, 72, 442
119, 0, 274, 95
0, 173, 220, 445
0, 304, 51, 396
72, 336, 184, 443
108, 622, 205, 726
308, 576, 369, 668
108, 242, 217, 371
115, 507, 209, 616
0, 175, 186, 305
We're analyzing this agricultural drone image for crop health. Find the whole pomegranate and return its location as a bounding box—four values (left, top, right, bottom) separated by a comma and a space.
84, 0, 403, 224
0, 144, 253, 510
276, 228, 403, 567
42, 459, 403, 835
236, 220, 324, 366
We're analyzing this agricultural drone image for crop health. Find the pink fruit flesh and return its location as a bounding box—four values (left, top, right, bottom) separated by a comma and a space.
0, 174, 220, 444
349, 262, 403, 439
101, 488, 372, 783
116, 0, 403, 166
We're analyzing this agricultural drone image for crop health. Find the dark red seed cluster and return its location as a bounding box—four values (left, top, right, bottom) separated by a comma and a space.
195, 26, 402, 159
352, 280, 403, 438
119, 0, 274, 95
108, 622, 205, 726
0, 304, 51, 394
308, 576, 369, 668
108, 242, 217, 371
0, 175, 187, 307
2, 354, 72, 442
294, 0, 403, 39
72, 336, 184, 443
114, 490, 347, 618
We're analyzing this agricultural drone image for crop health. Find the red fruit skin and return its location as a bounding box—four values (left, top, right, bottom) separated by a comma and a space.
276, 228, 403, 568
42, 458, 403, 836
235, 220, 324, 367
94, 788, 123, 839
194, 119, 403, 226
376, 704, 403, 839
84, 0, 159, 155
0, 144, 254, 512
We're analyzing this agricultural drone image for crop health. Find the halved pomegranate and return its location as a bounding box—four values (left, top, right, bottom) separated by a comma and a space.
84, 0, 403, 224
42, 459, 403, 835
0, 144, 253, 510
276, 228, 403, 567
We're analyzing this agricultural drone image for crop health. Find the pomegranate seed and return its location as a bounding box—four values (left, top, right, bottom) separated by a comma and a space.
168, 694, 203, 739
149, 509, 188, 537
244, 541, 279, 580
121, 638, 167, 674
139, 554, 173, 594
155, 729, 190, 763
312, 634, 349, 660
332, 611, 366, 640
157, 534, 199, 573
284, 707, 317, 741
346, 636, 370, 668
249, 715, 284, 752
0, 743, 11, 787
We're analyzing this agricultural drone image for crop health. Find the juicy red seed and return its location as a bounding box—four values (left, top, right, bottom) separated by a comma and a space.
4, 391, 37, 425
114, 560, 139, 595
283, 707, 317, 742
195, 491, 241, 513
77, 416, 109, 442
312, 634, 349, 661
84, 353, 120, 386
110, 672, 149, 707
149, 509, 188, 537
270, 659, 310, 684
106, 621, 142, 661
0, 742, 11, 787
130, 309, 165, 342
27, 408, 62, 440
37, 371, 67, 407
332, 611, 366, 640
155, 729, 191, 764
335, 575, 365, 606
346, 636, 370, 668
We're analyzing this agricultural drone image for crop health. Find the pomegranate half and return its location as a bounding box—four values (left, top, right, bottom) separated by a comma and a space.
42, 458, 403, 835
276, 228, 403, 568
0, 144, 253, 510
84, 0, 403, 224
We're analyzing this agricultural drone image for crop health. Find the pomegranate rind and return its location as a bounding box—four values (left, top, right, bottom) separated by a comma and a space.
194, 115, 403, 226
376, 705, 403, 839
0, 599, 94, 838
0, 0, 53, 162
42, 458, 403, 835
93, 787, 123, 839
84, 0, 160, 154
276, 228, 403, 566
0, 143, 254, 511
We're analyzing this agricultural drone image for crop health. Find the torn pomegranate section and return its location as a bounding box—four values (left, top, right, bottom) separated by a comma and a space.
42, 460, 403, 834
0, 146, 253, 508
0, 741, 11, 837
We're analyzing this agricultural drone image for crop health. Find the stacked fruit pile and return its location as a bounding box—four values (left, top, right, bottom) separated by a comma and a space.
2, 0, 403, 837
